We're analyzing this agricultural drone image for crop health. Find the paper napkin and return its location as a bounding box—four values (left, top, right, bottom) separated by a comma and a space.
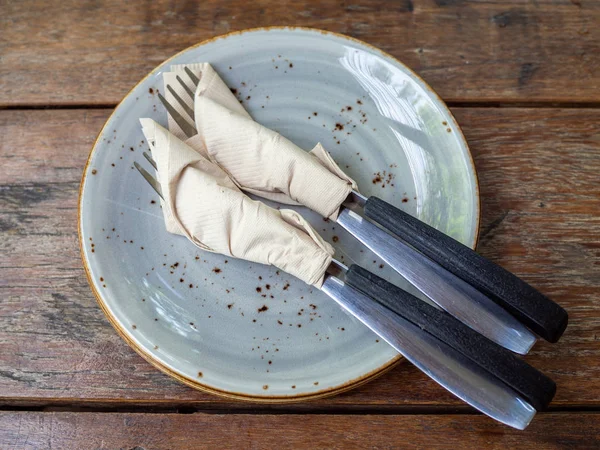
139, 119, 334, 287
162, 63, 358, 220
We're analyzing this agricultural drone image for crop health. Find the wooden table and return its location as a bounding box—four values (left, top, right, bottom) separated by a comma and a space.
1, 1, 599, 448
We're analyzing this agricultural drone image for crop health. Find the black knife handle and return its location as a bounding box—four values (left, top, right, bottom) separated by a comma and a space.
346, 264, 556, 411
363, 196, 568, 343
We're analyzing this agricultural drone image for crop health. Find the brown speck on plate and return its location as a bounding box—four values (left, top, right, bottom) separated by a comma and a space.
132, 324, 137, 329
402, 197, 409, 203
198, 372, 203, 378
263, 385, 269, 390
91, 169, 97, 175
258, 305, 268, 312
332, 236, 339, 243
212, 267, 221, 273
256, 287, 262, 293
148, 88, 154, 94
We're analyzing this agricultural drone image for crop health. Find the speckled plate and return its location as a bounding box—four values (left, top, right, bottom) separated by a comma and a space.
79, 27, 480, 401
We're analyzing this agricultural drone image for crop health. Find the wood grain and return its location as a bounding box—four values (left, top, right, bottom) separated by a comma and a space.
1, 0, 599, 106
2, 412, 600, 449
1, 108, 598, 408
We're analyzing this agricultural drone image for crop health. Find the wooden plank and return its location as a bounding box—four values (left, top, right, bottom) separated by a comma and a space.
1, 108, 599, 408
1, 411, 599, 449
1, 0, 599, 106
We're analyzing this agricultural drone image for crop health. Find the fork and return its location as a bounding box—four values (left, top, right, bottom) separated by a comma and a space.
156, 69, 543, 355
133, 149, 555, 429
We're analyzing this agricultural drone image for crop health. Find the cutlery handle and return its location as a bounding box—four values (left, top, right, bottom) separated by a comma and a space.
322, 275, 536, 429
346, 264, 556, 411
363, 196, 568, 343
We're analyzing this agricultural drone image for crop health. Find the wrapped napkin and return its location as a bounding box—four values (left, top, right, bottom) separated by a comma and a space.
162, 63, 358, 220
139, 119, 334, 287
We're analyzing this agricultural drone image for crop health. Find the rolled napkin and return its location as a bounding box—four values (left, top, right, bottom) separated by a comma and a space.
163, 63, 358, 220
139, 119, 335, 287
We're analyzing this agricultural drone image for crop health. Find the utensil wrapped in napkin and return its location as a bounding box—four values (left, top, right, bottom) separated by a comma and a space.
139, 119, 334, 287
163, 63, 358, 220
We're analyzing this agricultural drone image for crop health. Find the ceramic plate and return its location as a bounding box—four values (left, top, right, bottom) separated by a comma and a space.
79, 27, 479, 401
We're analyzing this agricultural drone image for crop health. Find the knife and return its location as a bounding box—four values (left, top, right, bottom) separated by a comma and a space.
337, 196, 536, 354
341, 263, 555, 412
321, 270, 539, 430
351, 192, 568, 343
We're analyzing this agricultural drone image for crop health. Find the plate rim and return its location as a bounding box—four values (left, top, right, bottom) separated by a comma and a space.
78, 26, 481, 402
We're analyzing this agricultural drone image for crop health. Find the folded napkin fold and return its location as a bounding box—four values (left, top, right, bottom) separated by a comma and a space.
163, 63, 358, 220
139, 119, 334, 287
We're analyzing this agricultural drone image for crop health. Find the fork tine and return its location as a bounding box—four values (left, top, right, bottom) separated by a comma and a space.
134, 162, 164, 200
158, 93, 197, 138
184, 67, 201, 86
167, 84, 195, 121
177, 75, 195, 99
143, 151, 157, 170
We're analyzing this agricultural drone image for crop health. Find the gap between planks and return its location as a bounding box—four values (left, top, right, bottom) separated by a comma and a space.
1, 402, 600, 416
4, 102, 600, 111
